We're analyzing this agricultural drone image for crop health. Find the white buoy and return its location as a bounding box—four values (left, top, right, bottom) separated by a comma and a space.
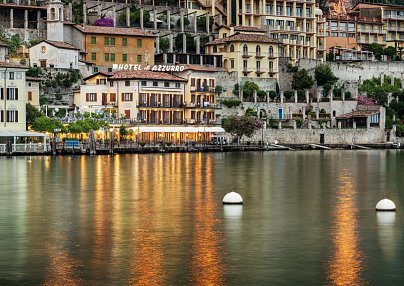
376, 198, 396, 211
223, 191, 243, 205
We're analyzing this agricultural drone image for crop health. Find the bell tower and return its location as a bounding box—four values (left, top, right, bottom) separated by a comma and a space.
46, 0, 64, 42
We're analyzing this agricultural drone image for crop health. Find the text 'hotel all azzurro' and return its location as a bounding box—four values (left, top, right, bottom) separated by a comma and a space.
112, 64, 185, 72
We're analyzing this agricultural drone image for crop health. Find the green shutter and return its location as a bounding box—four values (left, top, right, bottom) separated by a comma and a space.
122, 54, 127, 62
122, 38, 127, 46
137, 39, 142, 47
105, 53, 109, 62
104, 37, 109, 45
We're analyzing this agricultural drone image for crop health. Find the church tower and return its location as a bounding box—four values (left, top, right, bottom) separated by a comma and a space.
46, 0, 64, 42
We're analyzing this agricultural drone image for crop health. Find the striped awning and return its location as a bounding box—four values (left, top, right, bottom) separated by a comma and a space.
129, 126, 225, 133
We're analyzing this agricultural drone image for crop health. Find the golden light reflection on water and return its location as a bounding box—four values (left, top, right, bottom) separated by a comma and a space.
327, 171, 365, 286
191, 154, 226, 286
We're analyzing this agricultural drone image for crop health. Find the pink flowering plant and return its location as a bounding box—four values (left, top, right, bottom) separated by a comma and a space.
94, 17, 114, 27
357, 95, 377, 106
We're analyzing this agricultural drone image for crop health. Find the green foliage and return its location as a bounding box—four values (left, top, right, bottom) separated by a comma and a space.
119, 124, 129, 138
26, 103, 44, 126
159, 37, 170, 53
196, 16, 214, 30
292, 68, 314, 90
117, 6, 150, 26
8, 34, 22, 56
243, 81, 259, 98
26, 66, 43, 77
257, 90, 267, 98
245, 108, 258, 117
68, 118, 102, 134
175, 33, 195, 52
284, 90, 294, 100
32, 116, 64, 132
367, 43, 384, 60
215, 85, 223, 94
267, 116, 276, 128
177, 17, 190, 27
383, 46, 396, 58
28, 38, 41, 47
233, 83, 240, 96
268, 90, 277, 100
296, 118, 304, 128
359, 77, 399, 105
314, 64, 338, 86
326, 52, 335, 62
223, 115, 260, 140
345, 91, 352, 99
43, 69, 81, 88
220, 99, 242, 108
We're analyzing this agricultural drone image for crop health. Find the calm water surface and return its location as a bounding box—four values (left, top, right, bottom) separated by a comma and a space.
1, 151, 404, 285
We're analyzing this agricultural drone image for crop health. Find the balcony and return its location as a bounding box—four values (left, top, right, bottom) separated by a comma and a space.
242, 52, 251, 58
255, 53, 265, 59
242, 68, 252, 75
101, 101, 118, 107
268, 53, 276, 59
191, 86, 216, 93
136, 101, 186, 108
256, 69, 265, 75
187, 102, 221, 109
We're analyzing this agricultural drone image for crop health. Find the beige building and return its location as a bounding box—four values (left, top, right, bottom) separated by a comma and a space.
26, 77, 41, 108
206, 26, 281, 90
0, 62, 28, 131
76, 70, 187, 122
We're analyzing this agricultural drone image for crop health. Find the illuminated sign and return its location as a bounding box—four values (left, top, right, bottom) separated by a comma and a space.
112, 64, 185, 72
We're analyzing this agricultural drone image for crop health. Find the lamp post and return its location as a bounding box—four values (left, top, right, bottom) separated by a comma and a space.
109, 127, 114, 154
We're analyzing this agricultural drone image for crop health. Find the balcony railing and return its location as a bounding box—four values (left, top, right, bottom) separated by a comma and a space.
191, 86, 216, 92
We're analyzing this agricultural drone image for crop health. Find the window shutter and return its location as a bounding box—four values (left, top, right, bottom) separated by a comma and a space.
86, 93, 89, 102
6, 110, 9, 122
0, 88, 3, 99
121, 93, 125, 102
130, 93, 133, 101
95, 94, 97, 101
15, 88, 18, 100
0, 110, 3, 122
110, 93, 116, 102
15, 111, 18, 122
7, 88, 10, 100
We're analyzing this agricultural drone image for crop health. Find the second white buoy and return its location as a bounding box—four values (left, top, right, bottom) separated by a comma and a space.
376, 198, 396, 211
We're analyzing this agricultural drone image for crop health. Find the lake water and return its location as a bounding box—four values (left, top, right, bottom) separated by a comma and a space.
1, 151, 404, 285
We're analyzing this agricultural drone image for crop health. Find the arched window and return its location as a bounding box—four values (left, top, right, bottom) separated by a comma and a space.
230, 44, 234, 52
332, 110, 336, 117
269, 46, 273, 57
243, 44, 248, 56
256, 45, 261, 56
50, 8, 56, 21
213, 46, 217, 53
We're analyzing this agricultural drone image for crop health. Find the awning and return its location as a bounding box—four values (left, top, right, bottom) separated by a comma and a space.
129, 126, 225, 133
0, 130, 47, 137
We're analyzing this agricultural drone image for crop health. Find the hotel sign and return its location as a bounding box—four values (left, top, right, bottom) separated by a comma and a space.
112, 64, 185, 72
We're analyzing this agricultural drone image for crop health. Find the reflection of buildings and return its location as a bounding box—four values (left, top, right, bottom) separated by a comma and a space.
327, 172, 364, 286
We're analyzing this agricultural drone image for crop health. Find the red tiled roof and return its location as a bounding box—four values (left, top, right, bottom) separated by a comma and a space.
233, 26, 266, 32
74, 25, 154, 37
0, 61, 28, 69
110, 70, 187, 81
0, 3, 46, 10
336, 110, 377, 119
180, 64, 217, 72
32, 40, 81, 51
206, 33, 280, 45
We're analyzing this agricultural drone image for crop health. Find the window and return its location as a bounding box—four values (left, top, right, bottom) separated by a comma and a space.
93, 67, 99, 73
231, 59, 234, 68
137, 39, 142, 47
9, 72, 14, 80
256, 61, 261, 71
137, 55, 142, 63
213, 46, 217, 53
256, 45, 261, 56
269, 46, 274, 56
122, 93, 133, 101
6, 110, 18, 122
7, 88, 18, 100
122, 38, 127, 46
141, 81, 147, 86
110, 38, 115, 46
191, 78, 195, 86
243, 44, 248, 55
175, 82, 180, 88
109, 81, 114, 87
230, 44, 234, 52
105, 53, 109, 62
50, 8, 56, 20
164, 82, 170, 87
28, 92, 32, 101
122, 54, 127, 62
243, 60, 248, 71
153, 81, 158, 87
86, 93, 97, 102
91, 36, 96, 44
269, 61, 273, 71
91, 52, 96, 61
110, 53, 115, 62
125, 80, 130, 86
104, 37, 109, 45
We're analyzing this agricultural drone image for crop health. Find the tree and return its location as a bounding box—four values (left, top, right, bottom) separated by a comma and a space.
159, 37, 170, 53
8, 34, 22, 56
242, 81, 260, 99
117, 7, 150, 26
26, 103, 44, 127
174, 33, 195, 52
119, 124, 129, 139
314, 64, 338, 86
31, 117, 64, 133
367, 43, 384, 60
292, 68, 314, 90
383, 46, 396, 59
223, 115, 260, 144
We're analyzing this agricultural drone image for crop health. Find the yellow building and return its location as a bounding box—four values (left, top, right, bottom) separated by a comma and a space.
206, 26, 281, 90
73, 25, 155, 71
0, 62, 28, 131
